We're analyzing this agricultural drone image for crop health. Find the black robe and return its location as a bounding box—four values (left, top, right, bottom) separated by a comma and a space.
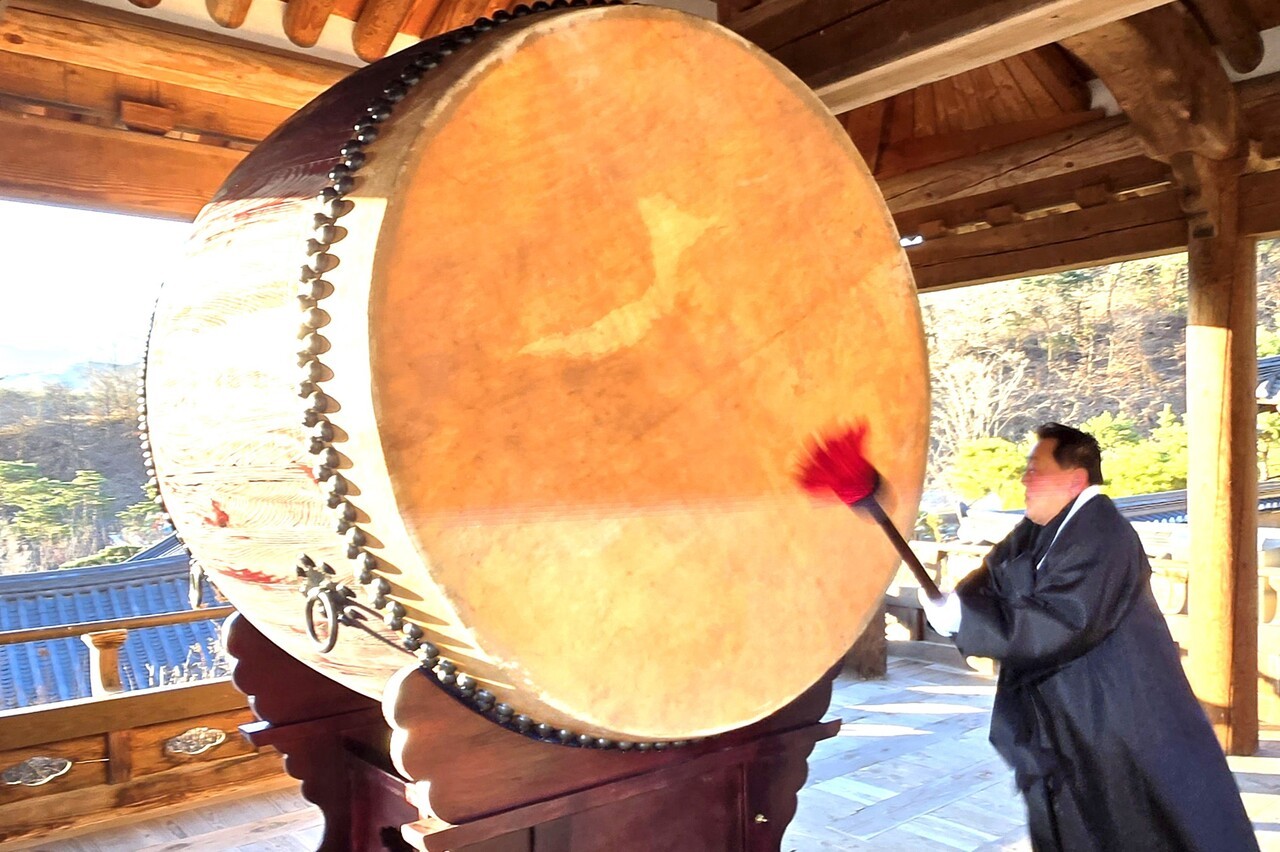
954, 494, 1258, 852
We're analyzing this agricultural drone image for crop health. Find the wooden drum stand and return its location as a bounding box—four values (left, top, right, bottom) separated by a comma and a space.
225, 614, 839, 851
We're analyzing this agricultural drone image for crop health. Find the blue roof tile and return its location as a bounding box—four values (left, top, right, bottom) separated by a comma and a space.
1259, 355, 1280, 405
0, 539, 226, 710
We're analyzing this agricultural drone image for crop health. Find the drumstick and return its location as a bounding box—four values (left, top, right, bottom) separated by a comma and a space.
795, 425, 944, 602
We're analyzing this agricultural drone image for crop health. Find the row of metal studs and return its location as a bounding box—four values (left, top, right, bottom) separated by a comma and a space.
293, 0, 706, 752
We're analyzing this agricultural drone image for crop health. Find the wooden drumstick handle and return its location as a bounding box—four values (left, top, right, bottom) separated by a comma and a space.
853, 496, 944, 602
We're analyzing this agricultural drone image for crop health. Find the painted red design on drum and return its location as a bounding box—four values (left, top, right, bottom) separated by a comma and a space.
795, 424, 878, 505
202, 500, 230, 527
220, 567, 279, 585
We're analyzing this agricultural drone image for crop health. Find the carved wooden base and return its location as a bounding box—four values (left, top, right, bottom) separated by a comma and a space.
225, 614, 839, 851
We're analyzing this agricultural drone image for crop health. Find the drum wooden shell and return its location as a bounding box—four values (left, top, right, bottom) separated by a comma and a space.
145, 4, 929, 742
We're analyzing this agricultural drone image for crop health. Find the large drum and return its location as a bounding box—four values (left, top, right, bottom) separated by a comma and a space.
144, 2, 928, 744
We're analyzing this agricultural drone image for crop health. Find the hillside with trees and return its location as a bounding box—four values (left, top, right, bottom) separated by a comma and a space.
921, 240, 1280, 510
0, 366, 166, 573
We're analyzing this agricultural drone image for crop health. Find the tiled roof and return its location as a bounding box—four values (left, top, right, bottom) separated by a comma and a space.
1120, 480, 1280, 524
0, 541, 226, 710
1259, 355, 1280, 405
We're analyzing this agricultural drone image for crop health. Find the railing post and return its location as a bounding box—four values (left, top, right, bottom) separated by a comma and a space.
82, 629, 129, 696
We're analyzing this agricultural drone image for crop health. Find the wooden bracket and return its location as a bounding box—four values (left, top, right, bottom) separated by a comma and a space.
982, 204, 1021, 226
118, 100, 176, 134
1073, 182, 1114, 209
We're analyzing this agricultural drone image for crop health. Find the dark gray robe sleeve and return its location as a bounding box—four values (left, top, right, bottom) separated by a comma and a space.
955, 499, 1144, 672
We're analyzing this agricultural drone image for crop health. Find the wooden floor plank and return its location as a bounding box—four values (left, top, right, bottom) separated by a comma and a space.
135, 808, 322, 852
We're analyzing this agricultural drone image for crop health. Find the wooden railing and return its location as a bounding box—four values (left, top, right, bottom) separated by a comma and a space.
0, 605, 236, 646
0, 606, 289, 844
0, 605, 236, 698
886, 540, 1280, 723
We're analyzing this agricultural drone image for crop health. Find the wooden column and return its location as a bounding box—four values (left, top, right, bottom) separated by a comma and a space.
1186, 154, 1259, 755
844, 604, 887, 678
81, 629, 129, 697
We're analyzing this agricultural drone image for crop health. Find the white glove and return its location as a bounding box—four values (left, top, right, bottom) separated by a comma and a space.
918, 588, 962, 638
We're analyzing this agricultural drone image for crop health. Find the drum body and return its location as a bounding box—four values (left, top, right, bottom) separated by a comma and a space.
145, 4, 929, 743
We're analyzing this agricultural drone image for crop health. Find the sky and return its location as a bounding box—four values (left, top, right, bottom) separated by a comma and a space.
0, 199, 192, 380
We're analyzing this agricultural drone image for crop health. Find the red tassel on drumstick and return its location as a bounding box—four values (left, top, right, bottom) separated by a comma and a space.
795, 424, 944, 603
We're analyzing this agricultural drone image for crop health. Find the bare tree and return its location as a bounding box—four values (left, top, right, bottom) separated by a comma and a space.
930, 350, 1033, 473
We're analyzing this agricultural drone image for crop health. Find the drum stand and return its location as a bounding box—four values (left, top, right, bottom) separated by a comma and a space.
224, 614, 840, 851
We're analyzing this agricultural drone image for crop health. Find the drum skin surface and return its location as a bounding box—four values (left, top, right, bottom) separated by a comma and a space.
145, 4, 929, 742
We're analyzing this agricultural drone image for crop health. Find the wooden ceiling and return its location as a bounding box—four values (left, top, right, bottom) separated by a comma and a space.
4, 0, 1280, 291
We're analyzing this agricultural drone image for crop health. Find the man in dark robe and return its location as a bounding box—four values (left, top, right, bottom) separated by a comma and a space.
920, 422, 1257, 851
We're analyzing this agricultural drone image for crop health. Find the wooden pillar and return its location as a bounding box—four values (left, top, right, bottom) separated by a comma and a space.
1186, 154, 1259, 755
845, 603, 887, 679
81, 629, 129, 697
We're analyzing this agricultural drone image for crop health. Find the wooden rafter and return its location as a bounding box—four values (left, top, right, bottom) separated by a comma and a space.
353, 0, 416, 62
874, 110, 1105, 180
206, 0, 254, 29
0, 4, 347, 111
841, 101, 888, 173
724, 0, 1171, 114
283, 0, 341, 48
1020, 46, 1090, 113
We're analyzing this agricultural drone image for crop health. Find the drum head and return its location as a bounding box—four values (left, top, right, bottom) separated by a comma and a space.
368, 7, 928, 737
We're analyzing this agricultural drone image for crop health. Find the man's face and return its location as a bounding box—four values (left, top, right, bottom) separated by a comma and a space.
1021, 438, 1087, 525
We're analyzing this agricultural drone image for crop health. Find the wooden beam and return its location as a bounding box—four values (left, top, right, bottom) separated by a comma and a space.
736, 0, 1171, 114
904, 164, 1280, 290
882, 70, 1280, 235
0, 4, 347, 111
1240, 168, 1280, 236
905, 189, 1186, 290
1184, 0, 1263, 74
893, 156, 1173, 238
0, 110, 245, 219
0, 51, 293, 144
1061, 4, 1242, 163
881, 115, 1145, 215
1186, 153, 1259, 755
875, 109, 1104, 179
723, 0, 875, 52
